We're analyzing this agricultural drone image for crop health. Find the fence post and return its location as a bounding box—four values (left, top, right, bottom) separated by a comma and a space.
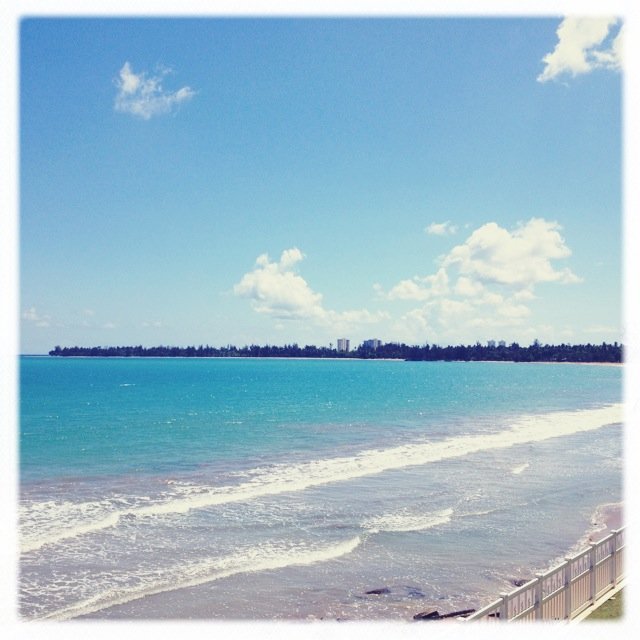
535, 574, 544, 619
611, 530, 618, 587
564, 557, 573, 620
589, 542, 598, 604
609, 531, 618, 588
499, 592, 509, 621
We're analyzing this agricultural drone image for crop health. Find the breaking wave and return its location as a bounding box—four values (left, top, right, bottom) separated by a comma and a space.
20, 403, 622, 554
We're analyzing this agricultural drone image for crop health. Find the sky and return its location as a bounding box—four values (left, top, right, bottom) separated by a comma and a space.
2, 5, 640, 638
15, 12, 627, 353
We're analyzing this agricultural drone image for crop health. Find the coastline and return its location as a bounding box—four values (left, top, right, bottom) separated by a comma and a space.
562, 502, 624, 561
27, 353, 621, 365
591, 501, 623, 535
532, 361, 622, 368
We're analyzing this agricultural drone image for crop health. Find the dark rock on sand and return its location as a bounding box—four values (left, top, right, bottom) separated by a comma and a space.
365, 587, 391, 595
439, 608, 476, 619
413, 608, 476, 621
413, 608, 440, 620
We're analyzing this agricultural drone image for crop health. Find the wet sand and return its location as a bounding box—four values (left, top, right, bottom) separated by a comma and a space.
595, 502, 623, 532
582, 502, 624, 547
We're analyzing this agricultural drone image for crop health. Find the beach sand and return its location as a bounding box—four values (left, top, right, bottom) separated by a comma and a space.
596, 502, 623, 532
584, 502, 623, 546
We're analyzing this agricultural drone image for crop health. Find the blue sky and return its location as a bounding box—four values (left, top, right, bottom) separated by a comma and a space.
18, 15, 625, 353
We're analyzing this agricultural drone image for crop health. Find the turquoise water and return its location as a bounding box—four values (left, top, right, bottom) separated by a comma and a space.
19, 357, 623, 620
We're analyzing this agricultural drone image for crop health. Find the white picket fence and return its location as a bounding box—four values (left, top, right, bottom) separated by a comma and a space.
466, 527, 625, 622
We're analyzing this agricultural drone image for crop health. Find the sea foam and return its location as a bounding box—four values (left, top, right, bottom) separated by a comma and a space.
37, 535, 362, 620
20, 403, 622, 554
512, 462, 530, 475
363, 508, 453, 534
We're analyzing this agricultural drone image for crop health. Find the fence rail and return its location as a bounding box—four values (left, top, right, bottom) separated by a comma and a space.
466, 527, 625, 622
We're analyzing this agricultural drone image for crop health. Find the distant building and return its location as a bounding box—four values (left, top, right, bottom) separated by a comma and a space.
498, 340, 506, 347
487, 340, 496, 348
336, 338, 350, 352
363, 338, 381, 350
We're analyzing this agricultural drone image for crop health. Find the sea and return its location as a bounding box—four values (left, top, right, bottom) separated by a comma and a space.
18, 356, 623, 621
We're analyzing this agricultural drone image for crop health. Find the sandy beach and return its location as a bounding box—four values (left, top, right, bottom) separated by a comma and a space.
573, 502, 624, 550
594, 502, 623, 534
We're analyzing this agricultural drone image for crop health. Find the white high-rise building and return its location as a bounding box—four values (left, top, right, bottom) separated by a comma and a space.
363, 339, 381, 350
336, 338, 350, 352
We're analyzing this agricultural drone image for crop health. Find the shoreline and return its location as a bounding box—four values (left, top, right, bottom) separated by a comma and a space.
590, 501, 623, 536
23, 354, 621, 365
552, 501, 624, 567
532, 361, 622, 368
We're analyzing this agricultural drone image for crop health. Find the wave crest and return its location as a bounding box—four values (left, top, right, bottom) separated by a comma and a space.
21, 403, 622, 553
364, 508, 453, 533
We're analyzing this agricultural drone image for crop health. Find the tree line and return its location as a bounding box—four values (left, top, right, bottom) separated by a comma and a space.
48, 341, 622, 363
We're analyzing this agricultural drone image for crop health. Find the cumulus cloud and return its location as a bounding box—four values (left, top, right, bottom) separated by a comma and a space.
425, 221, 458, 236
234, 248, 324, 321
442, 218, 581, 288
234, 249, 386, 330
453, 276, 484, 298
383, 218, 581, 343
388, 268, 449, 301
114, 62, 195, 119
386, 219, 578, 305
538, 17, 623, 83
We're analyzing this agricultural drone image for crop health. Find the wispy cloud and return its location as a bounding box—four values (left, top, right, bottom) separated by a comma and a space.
234, 248, 386, 331
425, 221, 458, 236
584, 324, 619, 335
141, 320, 163, 328
114, 62, 195, 119
22, 307, 51, 328
537, 17, 623, 83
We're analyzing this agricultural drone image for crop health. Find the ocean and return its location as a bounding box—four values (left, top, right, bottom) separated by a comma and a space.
19, 357, 623, 620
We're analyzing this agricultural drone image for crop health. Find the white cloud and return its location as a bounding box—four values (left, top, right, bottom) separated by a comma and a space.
392, 308, 435, 344
234, 249, 386, 331
382, 218, 581, 343
495, 301, 531, 320
388, 268, 449, 301
388, 279, 432, 301
114, 62, 195, 120
442, 218, 581, 288
234, 248, 325, 321
453, 276, 484, 298
537, 17, 623, 83
425, 221, 458, 236
584, 324, 619, 335
22, 307, 50, 328
513, 288, 536, 301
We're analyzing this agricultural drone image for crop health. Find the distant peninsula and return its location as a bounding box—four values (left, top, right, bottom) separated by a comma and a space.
48, 341, 622, 363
